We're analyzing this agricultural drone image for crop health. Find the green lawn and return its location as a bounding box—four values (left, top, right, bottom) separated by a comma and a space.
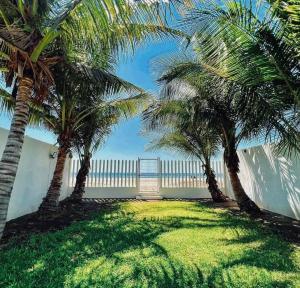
0, 201, 299, 288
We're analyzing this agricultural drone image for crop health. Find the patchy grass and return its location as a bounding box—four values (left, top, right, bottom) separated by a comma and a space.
0, 201, 299, 288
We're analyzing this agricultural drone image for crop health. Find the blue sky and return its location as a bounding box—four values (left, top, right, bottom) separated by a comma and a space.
0, 38, 189, 160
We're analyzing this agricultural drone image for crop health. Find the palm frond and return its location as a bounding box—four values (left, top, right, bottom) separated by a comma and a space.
0, 86, 13, 112
182, 0, 300, 103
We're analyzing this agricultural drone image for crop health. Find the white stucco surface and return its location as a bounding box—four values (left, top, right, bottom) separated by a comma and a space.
0, 127, 71, 220
224, 144, 300, 220
84, 187, 138, 198
159, 187, 211, 199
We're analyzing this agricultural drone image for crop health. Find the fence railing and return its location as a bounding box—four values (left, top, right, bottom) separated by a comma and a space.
69, 159, 224, 189
70, 159, 138, 188
160, 160, 224, 188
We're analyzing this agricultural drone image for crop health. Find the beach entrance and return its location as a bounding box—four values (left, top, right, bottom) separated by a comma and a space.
137, 158, 160, 193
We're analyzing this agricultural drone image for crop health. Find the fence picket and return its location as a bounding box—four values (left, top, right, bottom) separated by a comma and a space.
136, 160, 139, 189
198, 161, 202, 187
180, 160, 183, 187
112, 160, 115, 187
92, 160, 95, 187
128, 160, 131, 187
124, 160, 127, 187
98, 160, 102, 186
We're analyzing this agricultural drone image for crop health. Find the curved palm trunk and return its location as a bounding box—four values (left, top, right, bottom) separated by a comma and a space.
69, 153, 91, 203
39, 145, 69, 213
204, 163, 227, 202
0, 77, 33, 239
224, 148, 260, 215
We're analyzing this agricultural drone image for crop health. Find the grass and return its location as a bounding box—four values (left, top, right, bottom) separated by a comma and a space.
0, 201, 299, 288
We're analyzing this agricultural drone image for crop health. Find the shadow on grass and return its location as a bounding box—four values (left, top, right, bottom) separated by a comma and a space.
0, 202, 298, 288
207, 236, 298, 287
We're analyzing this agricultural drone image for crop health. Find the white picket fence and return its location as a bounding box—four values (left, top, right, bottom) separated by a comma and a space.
70, 159, 138, 188
69, 159, 224, 189
160, 160, 224, 188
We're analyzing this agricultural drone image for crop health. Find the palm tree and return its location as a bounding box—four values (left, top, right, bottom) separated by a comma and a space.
144, 111, 227, 201
68, 112, 114, 203
69, 94, 149, 203
36, 60, 148, 212
149, 53, 297, 213
0, 0, 186, 237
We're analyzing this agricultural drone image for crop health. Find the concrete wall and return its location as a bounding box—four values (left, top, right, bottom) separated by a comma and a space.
84, 187, 138, 199
160, 187, 211, 199
0, 128, 71, 220
224, 144, 300, 220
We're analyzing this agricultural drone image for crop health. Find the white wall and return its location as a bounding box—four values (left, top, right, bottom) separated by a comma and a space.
84, 187, 138, 199
224, 144, 300, 220
0, 128, 71, 220
160, 187, 211, 199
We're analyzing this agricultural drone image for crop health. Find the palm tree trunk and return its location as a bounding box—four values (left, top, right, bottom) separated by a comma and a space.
38, 145, 69, 213
69, 152, 91, 203
0, 77, 33, 239
224, 149, 260, 215
204, 163, 227, 202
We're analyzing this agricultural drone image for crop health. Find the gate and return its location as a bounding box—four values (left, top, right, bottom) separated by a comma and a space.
137, 158, 160, 193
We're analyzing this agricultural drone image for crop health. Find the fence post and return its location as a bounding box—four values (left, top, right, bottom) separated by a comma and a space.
157, 157, 161, 191
136, 158, 140, 191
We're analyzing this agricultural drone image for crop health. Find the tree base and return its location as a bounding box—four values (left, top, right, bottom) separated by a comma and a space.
239, 198, 261, 216
210, 188, 228, 203
67, 188, 84, 205
211, 192, 228, 203
62, 196, 83, 205
38, 198, 59, 214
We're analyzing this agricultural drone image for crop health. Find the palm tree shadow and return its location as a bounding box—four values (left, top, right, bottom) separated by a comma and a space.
1, 202, 297, 287
7, 204, 206, 287
207, 233, 298, 287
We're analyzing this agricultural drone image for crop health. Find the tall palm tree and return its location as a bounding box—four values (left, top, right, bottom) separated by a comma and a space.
144, 110, 227, 202
69, 94, 149, 203
37, 62, 149, 212
150, 55, 298, 214
68, 112, 115, 203
181, 0, 300, 154
0, 0, 185, 237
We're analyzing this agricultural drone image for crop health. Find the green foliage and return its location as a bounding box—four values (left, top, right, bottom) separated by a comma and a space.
38, 60, 150, 149
73, 89, 151, 158
0, 201, 299, 287
150, 42, 300, 157
0, 0, 186, 102
144, 96, 221, 165
182, 0, 298, 88
0, 85, 13, 112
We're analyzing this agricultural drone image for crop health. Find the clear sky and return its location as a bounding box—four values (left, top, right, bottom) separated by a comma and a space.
0, 38, 191, 160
